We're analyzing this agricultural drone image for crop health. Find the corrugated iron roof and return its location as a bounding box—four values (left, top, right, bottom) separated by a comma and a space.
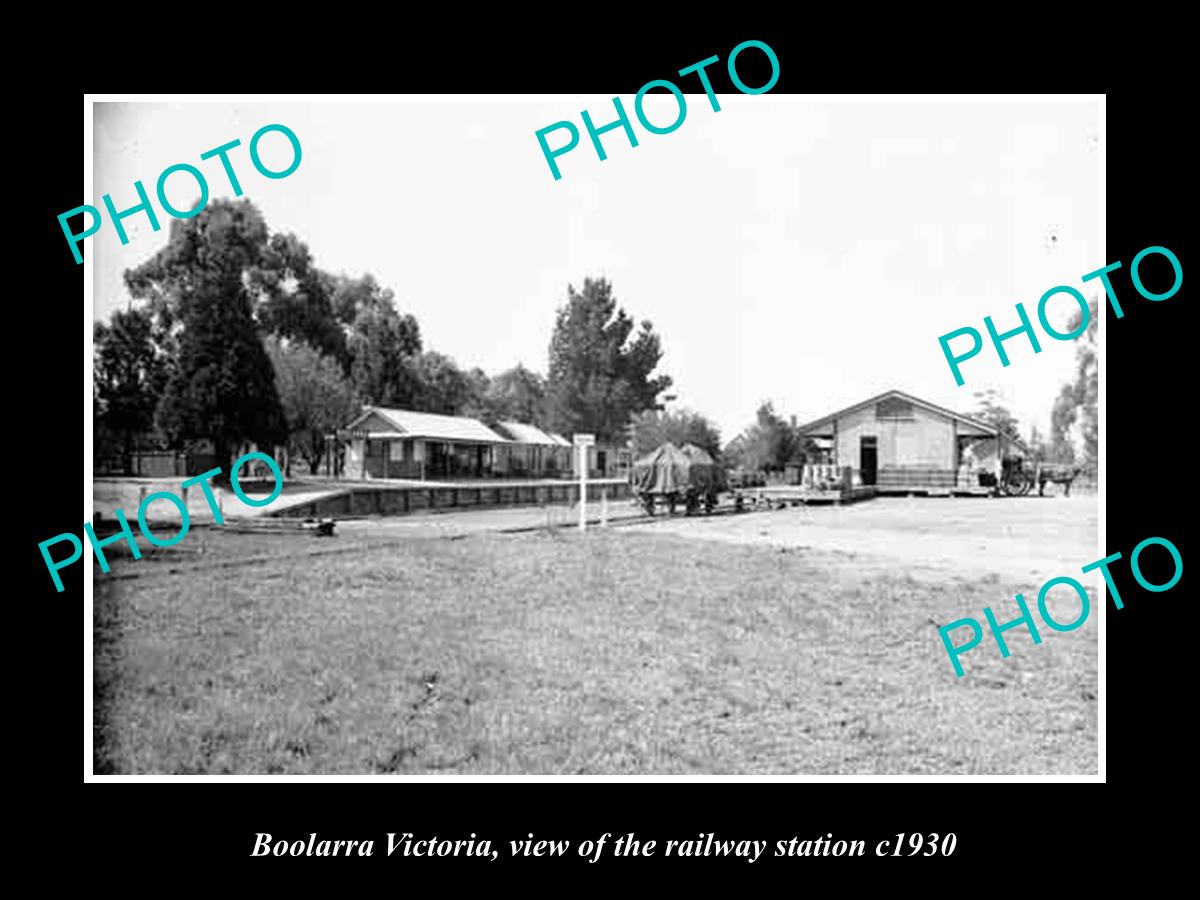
794, 389, 1030, 453
350, 407, 510, 443
495, 421, 560, 445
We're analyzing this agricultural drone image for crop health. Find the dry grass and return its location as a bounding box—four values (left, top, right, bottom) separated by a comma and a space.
94, 521, 1096, 775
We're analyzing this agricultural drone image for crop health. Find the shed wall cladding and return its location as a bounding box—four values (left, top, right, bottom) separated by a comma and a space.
835, 403, 954, 469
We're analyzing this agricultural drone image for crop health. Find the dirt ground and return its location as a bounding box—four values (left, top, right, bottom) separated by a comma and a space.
622, 495, 1100, 585
92, 494, 1099, 776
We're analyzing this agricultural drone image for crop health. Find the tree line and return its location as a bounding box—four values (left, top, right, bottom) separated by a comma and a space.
93, 199, 676, 477
970, 296, 1098, 471
626, 401, 816, 474
99, 196, 1095, 481
1046, 297, 1097, 467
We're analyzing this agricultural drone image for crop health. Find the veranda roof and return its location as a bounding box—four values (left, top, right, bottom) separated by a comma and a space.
346, 407, 509, 443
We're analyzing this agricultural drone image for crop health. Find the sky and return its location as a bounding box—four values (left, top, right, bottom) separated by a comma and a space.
93, 97, 1100, 442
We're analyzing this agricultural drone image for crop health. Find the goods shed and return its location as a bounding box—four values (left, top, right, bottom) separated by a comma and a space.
795, 389, 1028, 495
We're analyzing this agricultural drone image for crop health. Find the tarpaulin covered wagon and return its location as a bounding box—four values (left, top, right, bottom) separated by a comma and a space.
630, 443, 725, 515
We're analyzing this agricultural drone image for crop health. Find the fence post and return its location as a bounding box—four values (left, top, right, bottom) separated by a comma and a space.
601, 488, 609, 527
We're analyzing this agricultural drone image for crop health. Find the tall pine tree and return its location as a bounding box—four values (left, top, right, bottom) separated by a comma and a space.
545, 278, 671, 442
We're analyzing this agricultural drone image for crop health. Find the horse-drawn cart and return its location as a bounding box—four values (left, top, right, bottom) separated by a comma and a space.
999, 455, 1035, 496
997, 457, 1088, 497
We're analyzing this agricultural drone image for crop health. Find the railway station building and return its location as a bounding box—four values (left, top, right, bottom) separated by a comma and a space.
341, 406, 631, 481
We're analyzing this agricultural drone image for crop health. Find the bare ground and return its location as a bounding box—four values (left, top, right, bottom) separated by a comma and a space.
621, 495, 1100, 585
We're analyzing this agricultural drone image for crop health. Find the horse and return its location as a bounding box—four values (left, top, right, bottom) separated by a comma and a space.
1037, 463, 1086, 497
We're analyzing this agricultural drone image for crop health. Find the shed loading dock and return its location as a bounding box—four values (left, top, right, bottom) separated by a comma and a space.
795, 389, 1028, 496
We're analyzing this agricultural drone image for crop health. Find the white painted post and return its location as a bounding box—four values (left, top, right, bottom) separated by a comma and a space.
601, 488, 609, 528
573, 434, 595, 532
578, 445, 587, 532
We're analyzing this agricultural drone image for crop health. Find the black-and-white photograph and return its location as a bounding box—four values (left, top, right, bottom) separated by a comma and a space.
86, 95, 1100, 776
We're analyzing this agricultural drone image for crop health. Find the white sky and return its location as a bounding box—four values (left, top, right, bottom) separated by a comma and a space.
93, 98, 1099, 442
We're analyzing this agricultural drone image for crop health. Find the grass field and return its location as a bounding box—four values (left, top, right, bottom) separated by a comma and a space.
93, 501, 1098, 775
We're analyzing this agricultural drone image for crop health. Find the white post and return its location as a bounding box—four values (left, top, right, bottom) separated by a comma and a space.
578, 445, 588, 532
573, 434, 595, 532
601, 488, 609, 528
